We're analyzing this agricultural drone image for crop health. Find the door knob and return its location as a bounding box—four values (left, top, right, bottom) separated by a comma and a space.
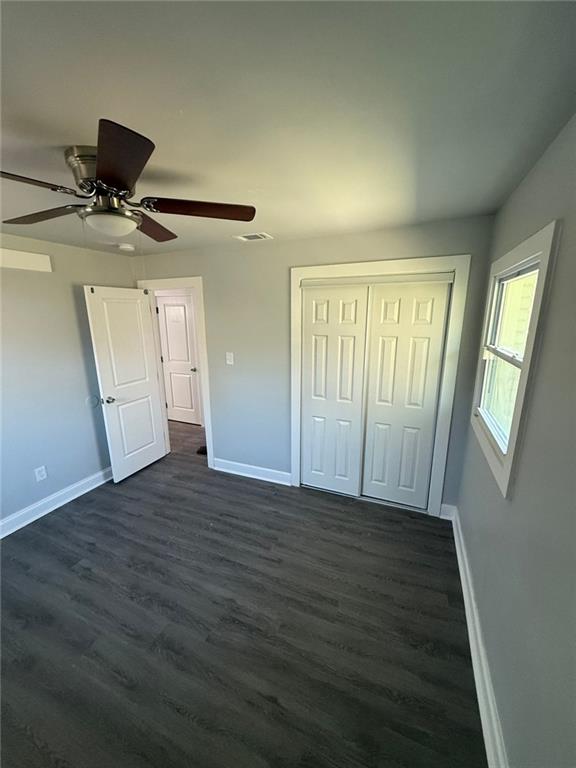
190, 367, 197, 372
105, 396, 116, 404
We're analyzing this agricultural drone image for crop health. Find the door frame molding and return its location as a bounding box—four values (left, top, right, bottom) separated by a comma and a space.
290, 255, 471, 516
137, 276, 214, 469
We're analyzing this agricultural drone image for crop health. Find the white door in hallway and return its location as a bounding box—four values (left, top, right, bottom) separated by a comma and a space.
301, 285, 369, 495
362, 282, 450, 508
156, 293, 203, 425
84, 286, 168, 482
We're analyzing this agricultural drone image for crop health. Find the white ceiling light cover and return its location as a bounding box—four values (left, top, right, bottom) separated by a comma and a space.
85, 212, 138, 237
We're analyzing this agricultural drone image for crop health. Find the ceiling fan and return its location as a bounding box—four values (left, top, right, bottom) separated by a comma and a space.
0, 119, 256, 242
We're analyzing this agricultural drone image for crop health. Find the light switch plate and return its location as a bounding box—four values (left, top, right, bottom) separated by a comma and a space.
34, 465, 47, 482
226, 352, 234, 365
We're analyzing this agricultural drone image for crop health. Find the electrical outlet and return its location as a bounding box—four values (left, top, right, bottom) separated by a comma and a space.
34, 465, 47, 482
226, 352, 234, 365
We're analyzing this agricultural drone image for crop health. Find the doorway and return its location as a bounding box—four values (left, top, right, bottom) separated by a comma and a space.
137, 276, 214, 469
291, 255, 471, 516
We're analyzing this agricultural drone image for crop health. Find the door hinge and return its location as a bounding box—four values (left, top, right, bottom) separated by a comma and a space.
160, 355, 164, 363
165, 402, 168, 408
156, 306, 159, 314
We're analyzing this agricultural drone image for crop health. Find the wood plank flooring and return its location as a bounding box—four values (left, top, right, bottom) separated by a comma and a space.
1, 421, 487, 768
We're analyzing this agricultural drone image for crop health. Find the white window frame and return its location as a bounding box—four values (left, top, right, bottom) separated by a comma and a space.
471, 221, 558, 497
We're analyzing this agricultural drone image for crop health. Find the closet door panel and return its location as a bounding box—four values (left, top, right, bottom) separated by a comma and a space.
362, 282, 450, 508
301, 286, 368, 495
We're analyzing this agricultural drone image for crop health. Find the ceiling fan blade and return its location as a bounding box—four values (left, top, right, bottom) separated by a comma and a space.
3, 205, 82, 225
1, 170, 78, 196
141, 197, 256, 222
138, 212, 177, 242
96, 119, 155, 193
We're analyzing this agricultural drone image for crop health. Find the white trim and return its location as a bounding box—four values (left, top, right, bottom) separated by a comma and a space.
138, 277, 207, 288
440, 503, 457, 521
451, 507, 509, 768
213, 458, 291, 486
301, 272, 455, 287
0, 468, 112, 538
153, 287, 197, 296
471, 221, 558, 497
0, 247, 52, 272
137, 277, 214, 469
291, 254, 471, 516
146, 291, 171, 454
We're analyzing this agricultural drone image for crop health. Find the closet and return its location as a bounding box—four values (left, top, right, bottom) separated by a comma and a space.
301, 278, 451, 509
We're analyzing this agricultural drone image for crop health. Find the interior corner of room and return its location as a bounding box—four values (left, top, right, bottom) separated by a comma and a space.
1, 4, 575, 768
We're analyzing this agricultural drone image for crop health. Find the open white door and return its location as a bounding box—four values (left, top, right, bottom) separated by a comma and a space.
84, 285, 168, 482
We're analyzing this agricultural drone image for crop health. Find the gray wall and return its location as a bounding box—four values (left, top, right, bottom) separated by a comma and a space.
135, 214, 494, 504
1, 234, 134, 519
457, 116, 576, 766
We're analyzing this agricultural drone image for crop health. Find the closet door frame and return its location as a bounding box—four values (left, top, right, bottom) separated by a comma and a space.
290, 255, 471, 517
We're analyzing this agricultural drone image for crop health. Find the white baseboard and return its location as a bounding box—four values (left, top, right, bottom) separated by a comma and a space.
0, 467, 112, 538
212, 458, 291, 486
440, 503, 457, 521
451, 507, 508, 768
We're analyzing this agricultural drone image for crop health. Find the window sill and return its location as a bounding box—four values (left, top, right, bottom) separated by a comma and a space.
471, 411, 511, 498
476, 408, 509, 454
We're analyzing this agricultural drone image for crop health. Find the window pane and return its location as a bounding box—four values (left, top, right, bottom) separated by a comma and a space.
480, 353, 520, 450
494, 269, 538, 358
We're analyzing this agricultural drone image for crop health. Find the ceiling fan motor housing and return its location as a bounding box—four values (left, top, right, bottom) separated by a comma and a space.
64, 145, 98, 192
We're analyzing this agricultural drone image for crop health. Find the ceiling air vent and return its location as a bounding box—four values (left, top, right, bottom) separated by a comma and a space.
235, 232, 274, 242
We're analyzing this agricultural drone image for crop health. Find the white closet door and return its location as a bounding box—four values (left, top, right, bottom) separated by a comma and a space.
362, 282, 450, 508
301, 285, 368, 495
157, 294, 203, 425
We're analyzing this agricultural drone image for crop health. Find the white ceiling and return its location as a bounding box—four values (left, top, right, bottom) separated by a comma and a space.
1, 2, 575, 254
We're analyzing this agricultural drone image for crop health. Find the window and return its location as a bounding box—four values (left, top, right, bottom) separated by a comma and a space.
471, 221, 557, 496
479, 268, 537, 451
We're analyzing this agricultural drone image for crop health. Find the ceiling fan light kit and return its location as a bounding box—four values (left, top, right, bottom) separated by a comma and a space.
78, 195, 141, 237
83, 210, 140, 237
1, 119, 256, 243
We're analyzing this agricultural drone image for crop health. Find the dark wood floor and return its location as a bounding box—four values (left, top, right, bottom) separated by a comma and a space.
1, 421, 486, 768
